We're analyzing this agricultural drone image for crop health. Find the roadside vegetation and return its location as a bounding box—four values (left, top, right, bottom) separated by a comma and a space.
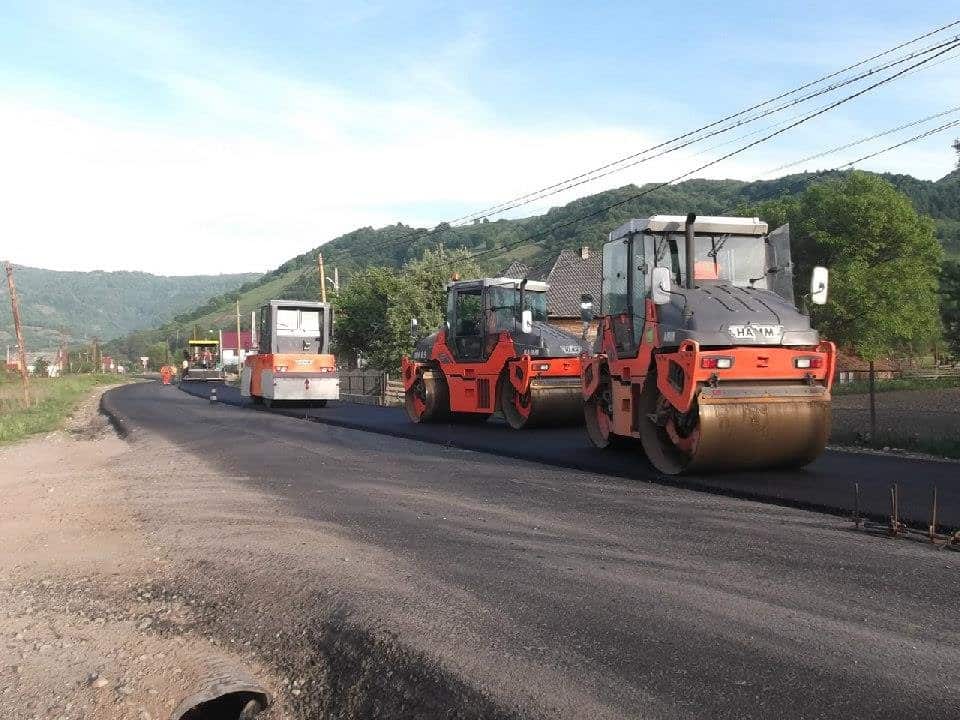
0, 373, 125, 444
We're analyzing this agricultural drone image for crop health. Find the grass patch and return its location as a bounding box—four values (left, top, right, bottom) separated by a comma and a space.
0, 374, 125, 444
833, 376, 960, 396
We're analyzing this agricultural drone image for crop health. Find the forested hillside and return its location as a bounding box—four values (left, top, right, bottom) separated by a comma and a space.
104, 169, 960, 362
1, 267, 260, 350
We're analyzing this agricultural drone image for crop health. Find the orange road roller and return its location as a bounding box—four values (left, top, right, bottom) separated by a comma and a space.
581, 214, 835, 474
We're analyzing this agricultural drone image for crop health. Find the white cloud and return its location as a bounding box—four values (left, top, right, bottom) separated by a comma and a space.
3, 9, 957, 275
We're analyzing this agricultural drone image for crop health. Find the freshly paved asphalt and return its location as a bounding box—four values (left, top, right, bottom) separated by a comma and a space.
178, 380, 960, 529
107, 381, 960, 719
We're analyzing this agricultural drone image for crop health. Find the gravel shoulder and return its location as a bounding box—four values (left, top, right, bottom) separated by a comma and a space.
0, 388, 282, 720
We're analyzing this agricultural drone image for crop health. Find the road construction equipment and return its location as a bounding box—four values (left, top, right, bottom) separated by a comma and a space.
181, 340, 225, 382
581, 214, 835, 474
402, 277, 584, 428
241, 300, 338, 408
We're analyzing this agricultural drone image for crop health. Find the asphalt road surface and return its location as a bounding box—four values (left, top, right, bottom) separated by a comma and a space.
108, 382, 960, 719
179, 381, 960, 529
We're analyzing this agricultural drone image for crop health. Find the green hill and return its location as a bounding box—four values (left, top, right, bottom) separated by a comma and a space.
104, 169, 960, 362
1, 267, 260, 351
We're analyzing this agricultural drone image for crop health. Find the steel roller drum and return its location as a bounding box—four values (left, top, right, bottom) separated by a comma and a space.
502, 377, 584, 429
640, 382, 832, 475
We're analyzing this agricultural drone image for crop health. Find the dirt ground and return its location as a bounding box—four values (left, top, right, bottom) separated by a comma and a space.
0, 389, 282, 720
832, 386, 960, 446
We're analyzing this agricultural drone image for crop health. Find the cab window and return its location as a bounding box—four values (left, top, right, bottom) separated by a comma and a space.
602, 239, 629, 315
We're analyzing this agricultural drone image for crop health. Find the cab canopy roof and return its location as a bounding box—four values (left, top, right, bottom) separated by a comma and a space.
263, 299, 331, 310
187, 339, 219, 346
447, 277, 550, 293
610, 215, 768, 240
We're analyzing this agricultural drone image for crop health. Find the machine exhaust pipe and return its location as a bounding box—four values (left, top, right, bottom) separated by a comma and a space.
685, 213, 697, 289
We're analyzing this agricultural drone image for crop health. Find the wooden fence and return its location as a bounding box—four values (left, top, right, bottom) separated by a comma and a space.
339, 369, 404, 406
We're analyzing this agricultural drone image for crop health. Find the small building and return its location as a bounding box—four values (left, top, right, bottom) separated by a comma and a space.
220, 330, 256, 367
503, 246, 602, 340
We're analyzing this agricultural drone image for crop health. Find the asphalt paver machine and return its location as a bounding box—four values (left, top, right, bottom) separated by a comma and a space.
181, 339, 225, 382
581, 214, 835, 474
402, 277, 585, 428
241, 299, 339, 408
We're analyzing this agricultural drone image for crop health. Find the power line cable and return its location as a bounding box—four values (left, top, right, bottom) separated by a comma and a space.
456, 39, 960, 267
766, 105, 960, 174
448, 33, 960, 224
444, 19, 960, 226
332, 32, 960, 272
693, 47, 960, 162
839, 117, 960, 168
308, 22, 960, 277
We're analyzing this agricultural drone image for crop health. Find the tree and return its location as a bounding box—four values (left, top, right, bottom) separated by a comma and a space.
335, 248, 480, 370
32, 356, 49, 377
753, 172, 942, 358
954, 138, 960, 169
942, 260, 960, 357
752, 173, 943, 440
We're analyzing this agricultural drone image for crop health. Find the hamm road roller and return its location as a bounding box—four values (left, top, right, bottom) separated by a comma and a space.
581, 214, 835, 474
241, 299, 339, 408
402, 277, 585, 428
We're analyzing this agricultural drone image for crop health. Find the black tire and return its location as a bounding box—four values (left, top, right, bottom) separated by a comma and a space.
584, 368, 634, 450
404, 369, 450, 423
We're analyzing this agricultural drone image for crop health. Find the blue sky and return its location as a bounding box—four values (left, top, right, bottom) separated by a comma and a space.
1, 1, 958, 274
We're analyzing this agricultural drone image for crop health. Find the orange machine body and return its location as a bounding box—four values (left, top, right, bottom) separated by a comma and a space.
402, 330, 581, 416
241, 300, 338, 406
245, 352, 338, 400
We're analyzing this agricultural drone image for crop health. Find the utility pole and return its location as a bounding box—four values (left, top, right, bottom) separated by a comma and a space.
333, 267, 339, 293
318, 253, 327, 303
58, 327, 68, 376
91, 336, 100, 374
4, 261, 30, 406
235, 299, 242, 370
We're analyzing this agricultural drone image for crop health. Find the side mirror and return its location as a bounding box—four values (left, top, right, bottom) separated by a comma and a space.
810, 266, 829, 305
409, 317, 419, 338
520, 309, 533, 334
651, 266, 672, 305
579, 293, 594, 323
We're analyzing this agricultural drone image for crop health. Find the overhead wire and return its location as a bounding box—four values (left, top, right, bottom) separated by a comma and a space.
444, 18, 960, 226
764, 105, 960, 175
455, 37, 960, 267
300, 20, 960, 279
446, 33, 960, 225
334, 28, 960, 266
839, 117, 960, 168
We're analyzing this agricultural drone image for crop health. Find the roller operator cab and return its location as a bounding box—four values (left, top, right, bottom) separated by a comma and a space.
581, 214, 835, 474
401, 277, 585, 428
241, 300, 338, 408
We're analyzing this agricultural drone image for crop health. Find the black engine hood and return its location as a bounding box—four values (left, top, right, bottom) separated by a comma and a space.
658, 284, 819, 348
